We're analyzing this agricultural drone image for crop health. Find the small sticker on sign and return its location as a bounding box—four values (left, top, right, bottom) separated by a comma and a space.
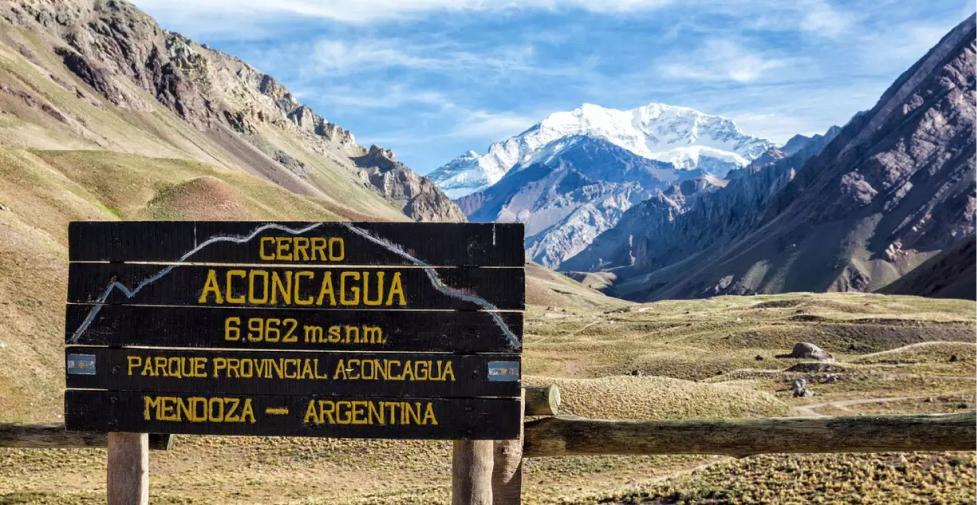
487, 361, 520, 382
66, 353, 96, 375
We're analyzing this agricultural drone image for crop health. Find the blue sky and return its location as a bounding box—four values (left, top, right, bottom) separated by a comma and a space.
133, 0, 974, 173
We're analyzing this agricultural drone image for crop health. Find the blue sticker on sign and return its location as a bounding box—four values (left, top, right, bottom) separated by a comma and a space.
487, 361, 520, 382
66, 353, 96, 375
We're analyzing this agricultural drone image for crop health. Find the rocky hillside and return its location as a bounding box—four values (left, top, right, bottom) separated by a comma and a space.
459, 135, 720, 267
563, 127, 838, 272
568, 15, 976, 301
0, 0, 559, 419
879, 236, 976, 299
0, 0, 463, 222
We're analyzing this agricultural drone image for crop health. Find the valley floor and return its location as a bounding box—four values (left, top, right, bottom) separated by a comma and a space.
1, 292, 975, 504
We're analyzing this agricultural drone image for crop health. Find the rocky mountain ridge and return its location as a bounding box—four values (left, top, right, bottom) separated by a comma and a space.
566, 15, 976, 300
0, 0, 463, 222
459, 135, 720, 267
429, 102, 773, 198
563, 127, 839, 272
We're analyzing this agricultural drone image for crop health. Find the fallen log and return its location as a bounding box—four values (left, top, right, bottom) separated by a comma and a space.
0, 423, 173, 450
523, 412, 976, 458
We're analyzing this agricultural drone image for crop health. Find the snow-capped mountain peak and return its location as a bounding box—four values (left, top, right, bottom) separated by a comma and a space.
428, 102, 773, 198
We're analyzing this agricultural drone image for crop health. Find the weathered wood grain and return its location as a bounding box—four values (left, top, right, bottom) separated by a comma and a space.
66, 347, 520, 397
523, 385, 560, 416
452, 439, 494, 505
107, 432, 149, 505
66, 305, 522, 352
66, 390, 521, 439
492, 391, 524, 504
69, 221, 524, 266
67, 263, 525, 310
523, 413, 977, 458
0, 423, 172, 450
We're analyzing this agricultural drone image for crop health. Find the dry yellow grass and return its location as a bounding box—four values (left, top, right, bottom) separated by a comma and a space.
1, 290, 973, 504
0, 148, 973, 504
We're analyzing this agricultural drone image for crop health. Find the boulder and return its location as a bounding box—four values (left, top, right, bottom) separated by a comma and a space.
785, 342, 832, 361
791, 378, 812, 398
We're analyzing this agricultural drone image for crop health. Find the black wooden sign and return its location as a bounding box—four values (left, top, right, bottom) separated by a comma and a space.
67, 264, 525, 310
66, 305, 523, 352
64, 221, 524, 440
66, 390, 520, 439
69, 221, 524, 266
66, 348, 521, 397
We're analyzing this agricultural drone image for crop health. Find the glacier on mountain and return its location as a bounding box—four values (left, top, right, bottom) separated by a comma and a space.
428, 102, 773, 198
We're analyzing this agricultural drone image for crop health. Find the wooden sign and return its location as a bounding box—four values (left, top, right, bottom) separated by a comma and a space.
65, 305, 522, 352
66, 390, 520, 439
65, 221, 524, 440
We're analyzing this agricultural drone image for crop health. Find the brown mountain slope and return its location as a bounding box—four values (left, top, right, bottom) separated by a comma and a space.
0, 0, 463, 222
0, 0, 611, 421
603, 15, 975, 301
0, 147, 608, 421
878, 236, 976, 299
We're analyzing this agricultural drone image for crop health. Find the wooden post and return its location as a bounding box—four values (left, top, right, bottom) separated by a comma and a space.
107, 432, 149, 505
492, 390, 525, 504
523, 385, 560, 416
523, 412, 977, 458
452, 439, 494, 505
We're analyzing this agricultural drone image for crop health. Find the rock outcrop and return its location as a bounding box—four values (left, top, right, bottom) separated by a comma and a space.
0, 0, 461, 222
353, 146, 466, 222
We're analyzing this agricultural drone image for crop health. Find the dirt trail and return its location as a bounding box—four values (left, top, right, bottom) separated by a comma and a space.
532, 316, 602, 345
854, 340, 975, 361
795, 395, 944, 417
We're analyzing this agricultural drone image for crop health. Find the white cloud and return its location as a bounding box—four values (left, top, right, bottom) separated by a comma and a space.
312, 84, 450, 110
797, 0, 854, 37
246, 36, 538, 79
659, 40, 789, 83
134, 0, 672, 25
449, 109, 537, 139
310, 39, 442, 72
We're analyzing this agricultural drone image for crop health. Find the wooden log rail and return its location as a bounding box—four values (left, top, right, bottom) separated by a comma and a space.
0, 423, 172, 450
523, 412, 977, 458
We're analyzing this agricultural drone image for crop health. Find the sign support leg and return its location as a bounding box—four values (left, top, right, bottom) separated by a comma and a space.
107, 432, 149, 505
492, 390, 524, 504
451, 439, 494, 505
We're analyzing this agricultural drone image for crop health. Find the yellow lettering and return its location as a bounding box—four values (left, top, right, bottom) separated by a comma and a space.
340, 271, 360, 305
226, 270, 247, 304
259, 237, 275, 261
294, 271, 314, 305
127, 356, 142, 376
386, 272, 405, 306
293, 237, 310, 261
310, 237, 327, 261
198, 269, 224, 304
248, 270, 269, 304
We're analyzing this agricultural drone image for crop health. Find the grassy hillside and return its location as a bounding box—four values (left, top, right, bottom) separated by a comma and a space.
0, 146, 610, 422
1, 292, 973, 504
0, 2, 430, 221
0, 147, 390, 421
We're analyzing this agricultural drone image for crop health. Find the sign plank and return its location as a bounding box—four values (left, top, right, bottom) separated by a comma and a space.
69, 221, 525, 266
65, 221, 525, 440
66, 348, 521, 397
66, 305, 523, 352
67, 264, 525, 310
65, 390, 521, 439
